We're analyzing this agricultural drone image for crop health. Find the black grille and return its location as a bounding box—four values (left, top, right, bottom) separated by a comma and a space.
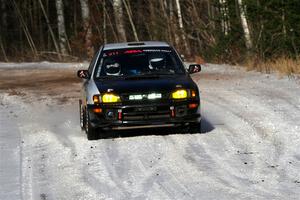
122, 105, 170, 121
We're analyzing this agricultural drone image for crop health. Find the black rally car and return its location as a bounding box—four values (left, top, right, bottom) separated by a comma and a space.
77, 41, 201, 140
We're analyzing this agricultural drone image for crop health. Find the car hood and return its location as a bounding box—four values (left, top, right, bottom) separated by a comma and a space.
95, 75, 197, 94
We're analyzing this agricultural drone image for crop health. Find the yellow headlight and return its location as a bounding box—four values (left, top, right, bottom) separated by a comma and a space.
102, 93, 121, 103
172, 89, 187, 99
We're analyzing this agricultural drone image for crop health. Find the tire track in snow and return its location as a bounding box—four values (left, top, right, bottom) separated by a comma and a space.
9, 98, 103, 200
0, 98, 22, 200
202, 89, 299, 198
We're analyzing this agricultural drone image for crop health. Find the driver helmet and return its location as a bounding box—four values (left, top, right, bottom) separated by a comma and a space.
149, 57, 165, 70
105, 62, 121, 76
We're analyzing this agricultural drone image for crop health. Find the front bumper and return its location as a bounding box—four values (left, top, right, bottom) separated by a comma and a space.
87, 100, 201, 129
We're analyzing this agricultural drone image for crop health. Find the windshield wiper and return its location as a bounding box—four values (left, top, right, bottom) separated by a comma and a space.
124, 74, 160, 80
152, 72, 174, 75
140, 71, 175, 75
96, 76, 124, 80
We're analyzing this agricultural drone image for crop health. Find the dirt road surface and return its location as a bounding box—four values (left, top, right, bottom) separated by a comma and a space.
0, 63, 299, 200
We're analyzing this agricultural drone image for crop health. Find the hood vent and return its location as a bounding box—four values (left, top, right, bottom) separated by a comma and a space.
127, 42, 145, 46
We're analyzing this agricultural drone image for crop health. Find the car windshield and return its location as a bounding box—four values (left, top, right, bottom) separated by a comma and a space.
94, 47, 185, 78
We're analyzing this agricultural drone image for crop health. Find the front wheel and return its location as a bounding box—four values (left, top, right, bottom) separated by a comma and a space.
188, 121, 202, 134
85, 110, 98, 140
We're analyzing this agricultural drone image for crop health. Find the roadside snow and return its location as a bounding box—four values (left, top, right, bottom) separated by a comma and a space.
0, 63, 300, 200
0, 62, 88, 69
0, 94, 22, 200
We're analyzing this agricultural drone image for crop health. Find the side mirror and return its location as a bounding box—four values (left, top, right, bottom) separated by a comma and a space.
188, 64, 201, 74
77, 70, 89, 79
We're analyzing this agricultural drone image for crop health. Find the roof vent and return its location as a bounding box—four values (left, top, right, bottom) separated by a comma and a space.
127, 42, 145, 46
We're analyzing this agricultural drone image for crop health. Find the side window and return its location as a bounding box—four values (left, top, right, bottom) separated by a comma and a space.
88, 50, 101, 75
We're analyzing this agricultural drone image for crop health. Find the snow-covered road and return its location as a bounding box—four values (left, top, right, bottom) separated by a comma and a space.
0, 63, 299, 199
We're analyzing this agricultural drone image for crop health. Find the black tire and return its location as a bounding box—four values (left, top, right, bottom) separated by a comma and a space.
79, 100, 85, 130
85, 110, 98, 140
188, 121, 202, 134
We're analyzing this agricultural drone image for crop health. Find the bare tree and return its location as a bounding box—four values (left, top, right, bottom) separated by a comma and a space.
104, 5, 119, 42
12, 0, 38, 58
146, 1, 156, 40
159, 0, 172, 42
0, 35, 8, 61
1, 0, 298, 63
0, 0, 8, 61
1, 0, 7, 35
237, 0, 253, 50
281, 0, 287, 40
37, 0, 60, 59
122, 0, 139, 41
79, 0, 94, 58
55, 0, 68, 55
168, 0, 179, 46
187, 0, 216, 51
219, 0, 230, 36
102, 0, 107, 44
113, 0, 127, 42
175, 0, 190, 55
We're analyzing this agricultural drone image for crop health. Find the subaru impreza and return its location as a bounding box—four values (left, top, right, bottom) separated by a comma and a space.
77, 41, 201, 140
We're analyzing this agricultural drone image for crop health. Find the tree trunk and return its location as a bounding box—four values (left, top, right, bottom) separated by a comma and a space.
122, 0, 139, 41
147, 1, 156, 40
0, 0, 8, 61
104, 6, 119, 42
0, 35, 8, 61
55, 0, 68, 55
1, 0, 7, 36
160, 0, 172, 42
79, 0, 94, 58
175, 0, 190, 55
168, 0, 179, 47
12, 0, 38, 58
162, 0, 171, 40
237, 0, 253, 50
73, 0, 78, 37
113, 0, 127, 42
281, 0, 286, 40
102, 0, 107, 44
219, 0, 230, 36
91, 2, 102, 39
38, 0, 61, 59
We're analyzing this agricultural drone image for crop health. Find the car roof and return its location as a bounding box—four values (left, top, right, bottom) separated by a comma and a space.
103, 41, 170, 51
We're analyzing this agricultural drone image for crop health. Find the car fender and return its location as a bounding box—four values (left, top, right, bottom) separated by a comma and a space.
85, 79, 100, 105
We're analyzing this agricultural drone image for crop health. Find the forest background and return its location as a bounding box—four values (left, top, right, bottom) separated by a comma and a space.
0, 0, 299, 74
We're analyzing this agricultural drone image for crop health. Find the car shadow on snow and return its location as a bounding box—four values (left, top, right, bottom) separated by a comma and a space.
99, 116, 214, 139
201, 117, 215, 133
